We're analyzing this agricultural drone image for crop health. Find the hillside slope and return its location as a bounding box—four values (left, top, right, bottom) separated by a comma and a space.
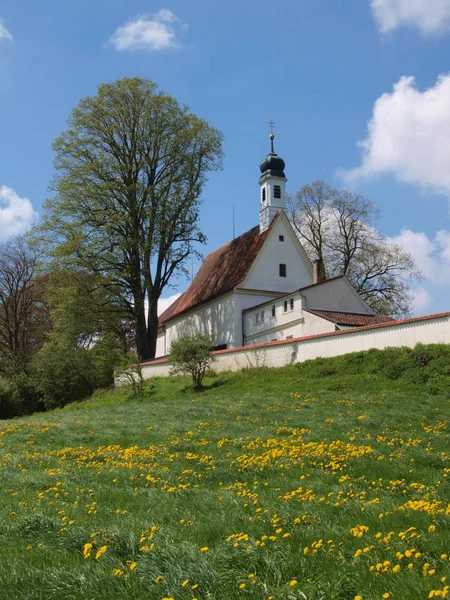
0, 345, 449, 600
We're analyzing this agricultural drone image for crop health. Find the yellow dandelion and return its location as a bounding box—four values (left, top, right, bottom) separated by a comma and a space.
181, 579, 189, 587
82, 543, 93, 559
155, 575, 164, 583
289, 580, 298, 587
95, 545, 107, 560
200, 546, 208, 553
382, 594, 390, 599
239, 583, 246, 589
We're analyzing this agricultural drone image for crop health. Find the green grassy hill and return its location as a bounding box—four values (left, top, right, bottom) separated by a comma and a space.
0, 345, 449, 600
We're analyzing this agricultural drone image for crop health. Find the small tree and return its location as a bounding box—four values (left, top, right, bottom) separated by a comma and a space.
169, 333, 215, 389
115, 350, 145, 398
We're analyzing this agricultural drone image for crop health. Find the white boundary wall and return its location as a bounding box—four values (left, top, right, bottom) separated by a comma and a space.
140, 312, 450, 379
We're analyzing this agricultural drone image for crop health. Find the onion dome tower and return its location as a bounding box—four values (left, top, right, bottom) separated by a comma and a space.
259, 126, 287, 232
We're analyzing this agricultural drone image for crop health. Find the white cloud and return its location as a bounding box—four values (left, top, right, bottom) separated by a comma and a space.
108, 10, 184, 51
0, 186, 38, 241
341, 74, 450, 197
157, 293, 182, 316
411, 287, 432, 313
389, 227, 450, 313
0, 18, 13, 42
371, 0, 450, 35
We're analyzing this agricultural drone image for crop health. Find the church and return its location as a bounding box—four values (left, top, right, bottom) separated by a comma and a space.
155, 134, 392, 358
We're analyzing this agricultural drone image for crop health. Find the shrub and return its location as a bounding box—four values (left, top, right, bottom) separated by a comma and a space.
168, 333, 216, 389
115, 351, 145, 399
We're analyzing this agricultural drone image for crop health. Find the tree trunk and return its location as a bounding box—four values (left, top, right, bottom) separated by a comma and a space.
146, 295, 159, 360
133, 291, 148, 360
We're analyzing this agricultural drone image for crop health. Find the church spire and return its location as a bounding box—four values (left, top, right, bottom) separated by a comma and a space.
259, 123, 287, 233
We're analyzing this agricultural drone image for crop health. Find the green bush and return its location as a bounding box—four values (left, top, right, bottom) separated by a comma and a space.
0, 371, 42, 419
168, 333, 216, 389
33, 337, 122, 410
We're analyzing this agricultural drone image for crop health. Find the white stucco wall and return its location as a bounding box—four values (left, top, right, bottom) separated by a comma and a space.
303, 310, 337, 336
156, 290, 280, 357
242, 216, 313, 293
301, 277, 375, 314
140, 313, 450, 380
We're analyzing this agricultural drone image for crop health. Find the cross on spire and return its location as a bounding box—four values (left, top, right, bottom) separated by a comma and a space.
268, 120, 275, 152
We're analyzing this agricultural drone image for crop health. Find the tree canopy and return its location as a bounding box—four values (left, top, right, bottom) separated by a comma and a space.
288, 181, 422, 317
39, 77, 224, 359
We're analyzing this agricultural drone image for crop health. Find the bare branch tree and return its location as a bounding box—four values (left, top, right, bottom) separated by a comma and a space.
289, 181, 422, 317
0, 237, 48, 372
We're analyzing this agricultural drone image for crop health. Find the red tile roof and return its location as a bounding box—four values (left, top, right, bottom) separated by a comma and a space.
304, 309, 394, 327
158, 222, 274, 325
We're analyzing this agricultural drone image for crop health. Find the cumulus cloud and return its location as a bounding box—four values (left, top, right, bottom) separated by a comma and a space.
157, 293, 182, 316
0, 186, 38, 241
340, 74, 450, 198
108, 9, 184, 51
371, 0, 450, 35
389, 227, 450, 312
0, 18, 13, 42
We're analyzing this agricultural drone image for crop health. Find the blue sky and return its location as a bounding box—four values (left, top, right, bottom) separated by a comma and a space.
1, 0, 450, 315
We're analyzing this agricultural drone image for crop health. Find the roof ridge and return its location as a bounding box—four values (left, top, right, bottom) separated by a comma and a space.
304, 308, 391, 317
297, 274, 345, 293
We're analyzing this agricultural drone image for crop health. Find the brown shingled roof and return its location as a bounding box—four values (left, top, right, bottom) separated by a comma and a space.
158, 222, 274, 325
304, 309, 394, 327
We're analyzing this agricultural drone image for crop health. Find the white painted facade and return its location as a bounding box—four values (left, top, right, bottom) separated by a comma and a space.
242, 214, 313, 292
156, 289, 284, 357
301, 277, 375, 314
141, 313, 450, 381
242, 276, 376, 346
259, 171, 287, 233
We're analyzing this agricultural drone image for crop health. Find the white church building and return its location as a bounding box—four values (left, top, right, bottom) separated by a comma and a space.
155, 135, 392, 358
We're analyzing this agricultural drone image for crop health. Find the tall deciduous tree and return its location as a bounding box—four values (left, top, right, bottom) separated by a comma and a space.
0, 236, 48, 372
39, 78, 223, 360
288, 181, 422, 317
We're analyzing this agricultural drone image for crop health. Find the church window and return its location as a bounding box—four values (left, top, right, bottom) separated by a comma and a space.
213, 343, 227, 351
262, 188, 266, 202
272, 305, 276, 318
279, 235, 284, 242
274, 185, 281, 199
255, 313, 260, 325
260, 309, 265, 323
290, 298, 294, 311
279, 263, 286, 277
286, 335, 293, 340
283, 300, 288, 313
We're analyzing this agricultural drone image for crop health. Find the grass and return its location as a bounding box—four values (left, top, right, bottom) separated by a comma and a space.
0, 345, 449, 600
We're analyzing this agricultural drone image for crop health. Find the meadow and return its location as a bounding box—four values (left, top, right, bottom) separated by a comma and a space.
0, 345, 449, 600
